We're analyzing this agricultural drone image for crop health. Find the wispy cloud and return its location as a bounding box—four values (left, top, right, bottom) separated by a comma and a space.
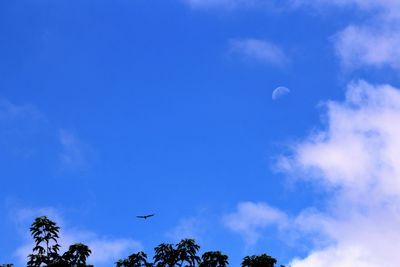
277, 80, 400, 267
0, 99, 93, 171
189, 0, 400, 71
223, 202, 288, 246
59, 129, 92, 172
12, 206, 142, 266
334, 23, 400, 70
166, 215, 207, 243
294, 0, 400, 70
85, 237, 142, 264
229, 39, 288, 67
0, 99, 42, 122
0, 98, 45, 158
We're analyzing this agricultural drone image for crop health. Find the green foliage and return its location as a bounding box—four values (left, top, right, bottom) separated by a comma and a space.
0, 264, 14, 267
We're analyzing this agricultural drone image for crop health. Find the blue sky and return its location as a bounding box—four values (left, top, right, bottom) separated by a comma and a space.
2, 1, 400, 266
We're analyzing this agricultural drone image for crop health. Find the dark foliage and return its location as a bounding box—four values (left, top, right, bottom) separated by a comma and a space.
25, 216, 92, 267
241, 254, 280, 267
199, 251, 228, 267
2, 217, 287, 267
175, 239, 201, 267
116, 251, 152, 267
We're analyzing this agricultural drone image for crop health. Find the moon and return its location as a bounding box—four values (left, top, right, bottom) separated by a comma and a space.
272, 86, 290, 100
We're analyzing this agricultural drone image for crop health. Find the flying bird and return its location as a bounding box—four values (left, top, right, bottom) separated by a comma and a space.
136, 214, 155, 219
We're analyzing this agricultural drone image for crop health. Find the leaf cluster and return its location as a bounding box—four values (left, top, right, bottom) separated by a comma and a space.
117, 239, 225, 267
26, 216, 92, 267
2, 216, 287, 267
241, 254, 279, 267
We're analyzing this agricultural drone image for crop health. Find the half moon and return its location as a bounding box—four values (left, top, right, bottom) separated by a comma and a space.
272, 86, 290, 100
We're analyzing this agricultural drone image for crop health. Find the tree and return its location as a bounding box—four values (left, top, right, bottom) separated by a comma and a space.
241, 254, 278, 267
2, 216, 288, 267
153, 239, 201, 267
27, 216, 61, 267
116, 251, 152, 267
62, 243, 92, 267
199, 251, 228, 267
26, 216, 92, 267
176, 239, 201, 267
153, 243, 179, 267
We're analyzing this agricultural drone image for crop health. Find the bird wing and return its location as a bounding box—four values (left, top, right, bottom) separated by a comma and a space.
137, 214, 155, 219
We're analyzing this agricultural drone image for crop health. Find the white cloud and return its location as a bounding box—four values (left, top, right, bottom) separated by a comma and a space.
12, 207, 142, 266
278, 80, 400, 267
334, 24, 400, 70
223, 202, 288, 246
186, 0, 400, 70
293, 0, 400, 70
0, 100, 93, 167
59, 129, 91, 171
229, 39, 288, 66
85, 238, 142, 264
166, 216, 206, 243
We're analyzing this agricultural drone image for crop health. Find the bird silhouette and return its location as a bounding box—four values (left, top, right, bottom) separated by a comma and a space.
136, 214, 155, 219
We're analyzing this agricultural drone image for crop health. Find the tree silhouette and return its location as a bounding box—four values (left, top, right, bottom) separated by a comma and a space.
153, 243, 179, 267
152, 239, 201, 267
1, 216, 289, 266
116, 251, 152, 267
176, 239, 201, 267
26, 216, 92, 267
62, 243, 92, 267
199, 251, 228, 267
241, 254, 278, 267
27, 216, 61, 266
